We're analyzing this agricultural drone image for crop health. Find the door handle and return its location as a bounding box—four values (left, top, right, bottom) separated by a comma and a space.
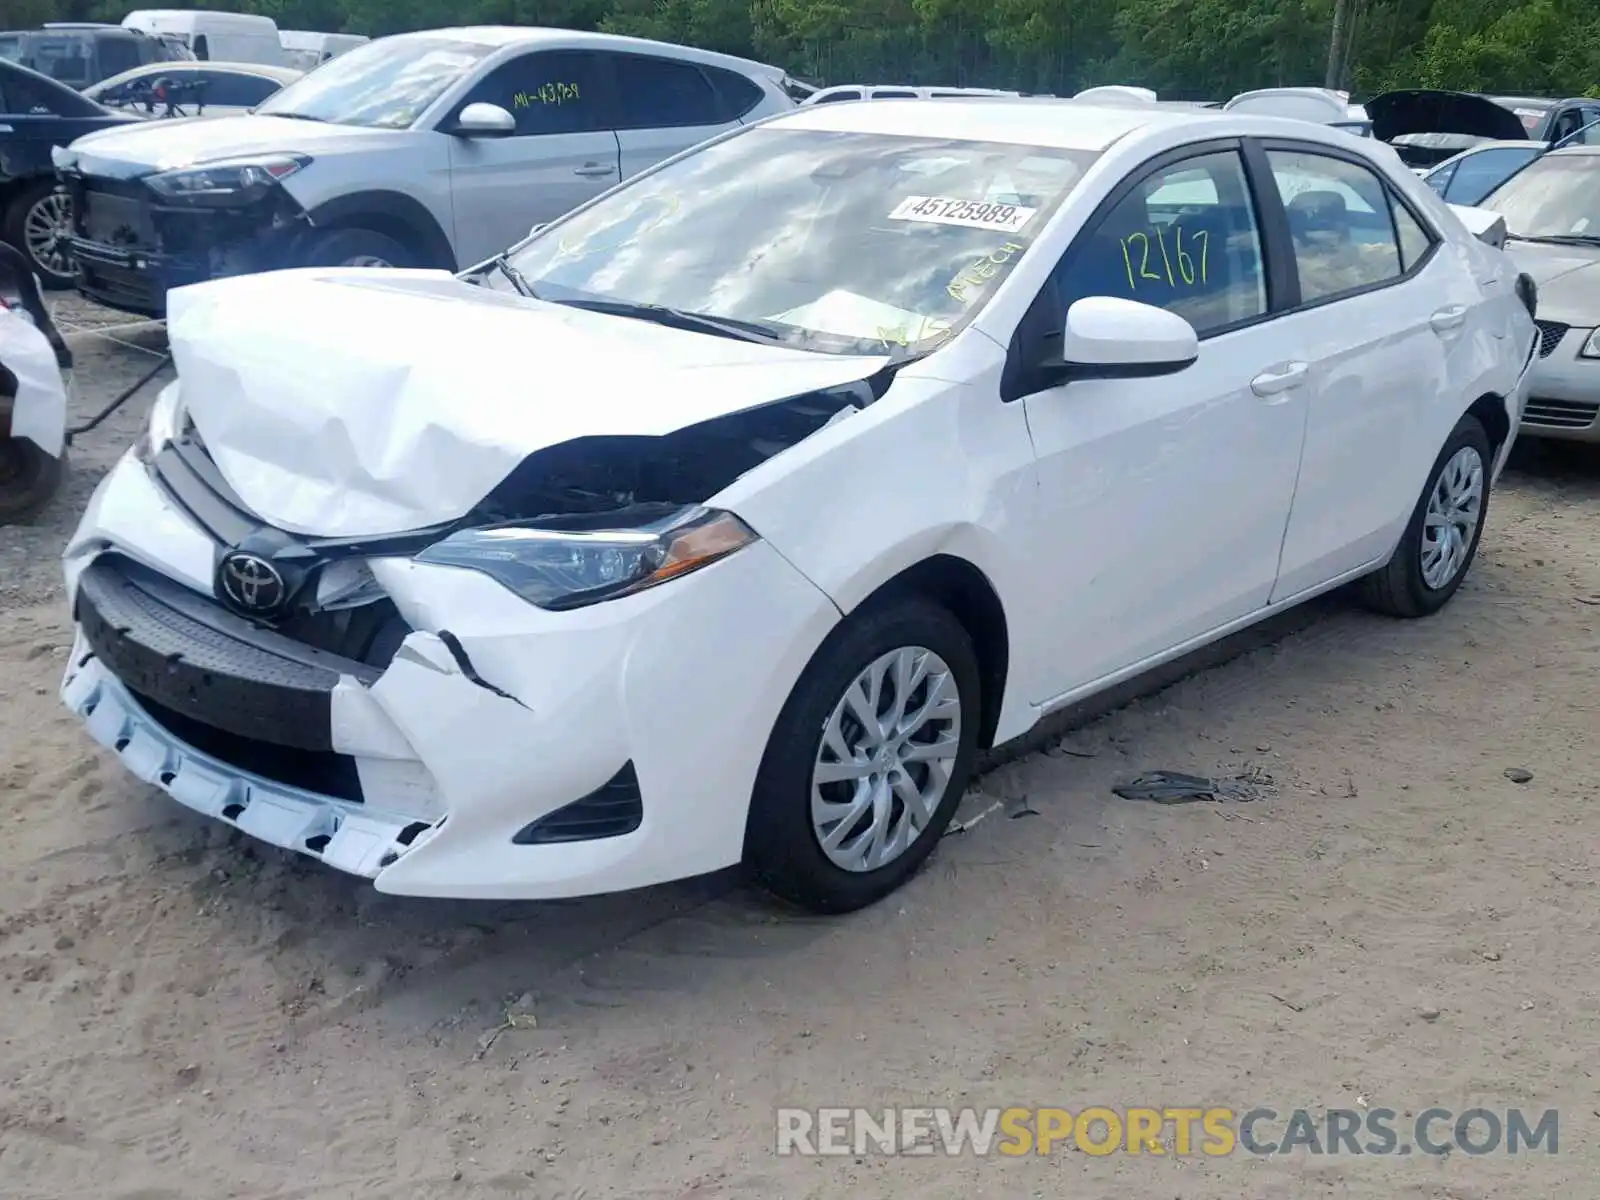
573, 163, 616, 178
1250, 361, 1309, 397
1430, 304, 1467, 332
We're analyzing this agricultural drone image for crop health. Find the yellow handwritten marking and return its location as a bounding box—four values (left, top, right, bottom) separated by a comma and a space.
945, 240, 1027, 303
1119, 225, 1210, 290
512, 82, 581, 108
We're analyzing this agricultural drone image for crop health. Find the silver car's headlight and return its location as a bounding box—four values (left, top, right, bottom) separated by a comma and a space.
1581, 328, 1600, 359
145, 154, 311, 206
416, 506, 759, 611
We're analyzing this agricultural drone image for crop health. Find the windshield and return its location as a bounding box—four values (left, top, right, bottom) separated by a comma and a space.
1480, 154, 1600, 239
254, 36, 492, 129
500, 127, 1096, 356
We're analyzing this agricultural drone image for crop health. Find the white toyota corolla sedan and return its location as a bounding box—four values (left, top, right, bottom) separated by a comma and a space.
60, 99, 1538, 913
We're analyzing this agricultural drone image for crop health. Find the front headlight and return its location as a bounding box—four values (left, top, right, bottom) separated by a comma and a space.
415, 506, 760, 611
1581, 328, 1600, 359
134, 381, 187, 461
145, 154, 311, 206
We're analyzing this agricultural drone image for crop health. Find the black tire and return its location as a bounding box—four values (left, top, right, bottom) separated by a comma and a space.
0, 437, 66, 525
3, 180, 75, 289
744, 597, 982, 914
299, 226, 413, 269
1357, 412, 1493, 618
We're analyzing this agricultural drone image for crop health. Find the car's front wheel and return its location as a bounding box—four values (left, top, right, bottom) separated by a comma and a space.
1357, 411, 1492, 617
4, 181, 76, 289
300, 227, 413, 270
745, 597, 981, 913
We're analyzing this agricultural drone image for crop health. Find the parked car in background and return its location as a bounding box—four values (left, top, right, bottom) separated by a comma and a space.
83, 61, 302, 119
1421, 118, 1600, 206
0, 24, 191, 90
0, 240, 71, 524
803, 84, 1020, 104
57, 98, 1536, 912
0, 58, 139, 286
120, 10, 285, 66
279, 31, 369, 71
1369, 90, 1600, 169
54, 27, 799, 317
1476, 145, 1600, 442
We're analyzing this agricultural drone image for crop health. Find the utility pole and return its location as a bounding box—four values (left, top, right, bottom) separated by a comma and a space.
1325, 0, 1352, 89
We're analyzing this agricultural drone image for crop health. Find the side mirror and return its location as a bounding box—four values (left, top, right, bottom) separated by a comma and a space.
452, 102, 516, 137
1048, 296, 1198, 380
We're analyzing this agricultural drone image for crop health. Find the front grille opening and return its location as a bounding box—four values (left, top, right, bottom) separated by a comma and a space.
129, 686, 363, 802
1524, 397, 1600, 429
1534, 320, 1568, 358
513, 762, 643, 845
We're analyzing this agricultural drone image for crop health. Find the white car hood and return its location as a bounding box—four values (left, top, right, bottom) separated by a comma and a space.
58, 114, 391, 177
165, 269, 890, 538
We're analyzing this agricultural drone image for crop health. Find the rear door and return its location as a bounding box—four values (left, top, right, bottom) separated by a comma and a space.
1255, 142, 1471, 598
442, 49, 620, 265
606, 52, 740, 179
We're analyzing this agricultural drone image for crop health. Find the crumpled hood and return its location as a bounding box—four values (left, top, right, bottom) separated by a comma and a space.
56, 114, 393, 179
165, 269, 889, 538
1506, 244, 1600, 325
1367, 90, 1529, 144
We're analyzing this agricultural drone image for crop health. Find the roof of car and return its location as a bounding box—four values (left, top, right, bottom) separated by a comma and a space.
404, 25, 785, 75
94, 60, 304, 84
776, 96, 1215, 151
1547, 144, 1600, 157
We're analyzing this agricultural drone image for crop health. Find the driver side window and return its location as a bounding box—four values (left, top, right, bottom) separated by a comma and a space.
1055, 149, 1268, 336
458, 51, 609, 136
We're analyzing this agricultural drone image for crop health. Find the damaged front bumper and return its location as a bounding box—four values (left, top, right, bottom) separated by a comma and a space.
60, 450, 841, 899
60, 172, 307, 318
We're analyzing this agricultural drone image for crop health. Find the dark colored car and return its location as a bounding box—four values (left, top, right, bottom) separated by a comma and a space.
1368, 90, 1600, 169
0, 25, 192, 91
0, 58, 140, 286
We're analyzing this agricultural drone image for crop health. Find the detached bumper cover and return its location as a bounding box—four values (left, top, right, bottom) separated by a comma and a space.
62, 653, 431, 878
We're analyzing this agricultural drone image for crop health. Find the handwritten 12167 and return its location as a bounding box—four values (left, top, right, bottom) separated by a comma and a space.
1120, 225, 1208, 290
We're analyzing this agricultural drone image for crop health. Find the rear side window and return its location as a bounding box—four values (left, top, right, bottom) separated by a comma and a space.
200, 70, 281, 108
701, 64, 764, 120
611, 54, 722, 129
1265, 149, 1414, 304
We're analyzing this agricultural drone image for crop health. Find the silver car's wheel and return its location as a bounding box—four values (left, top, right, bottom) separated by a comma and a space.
342, 254, 393, 268
1419, 445, 1484, 590
23, 190, 74, 281
810, 645, 962, 872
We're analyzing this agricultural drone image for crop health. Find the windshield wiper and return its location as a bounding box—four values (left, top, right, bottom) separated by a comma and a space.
550, 298, 788, 344
485, 253, 538, 298
1507, 232, 1600, 246
266, 111, 327, 123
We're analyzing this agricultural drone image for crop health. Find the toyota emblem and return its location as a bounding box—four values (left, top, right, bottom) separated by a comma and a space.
217, 551, 287, 614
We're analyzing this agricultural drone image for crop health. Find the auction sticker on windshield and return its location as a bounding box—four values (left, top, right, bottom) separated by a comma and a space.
889, 196, 1038, 233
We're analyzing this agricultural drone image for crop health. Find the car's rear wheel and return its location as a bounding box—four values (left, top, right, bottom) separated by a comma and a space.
1357, 412, 1492, 617
4, 181, 76, 290
745, 597, 980, 913
300, 227, 413, 270
0, 435, 65, 526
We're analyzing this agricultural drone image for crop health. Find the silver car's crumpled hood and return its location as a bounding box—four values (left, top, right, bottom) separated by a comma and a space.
165, 268, 890, 538
1508, 245, 1600, 326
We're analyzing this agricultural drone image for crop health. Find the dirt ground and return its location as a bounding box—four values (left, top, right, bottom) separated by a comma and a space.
3, 296, 1599, 1199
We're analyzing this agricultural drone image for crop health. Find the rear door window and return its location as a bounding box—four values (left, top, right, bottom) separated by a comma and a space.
610, 54, 721, 129
96, 35, 142, 79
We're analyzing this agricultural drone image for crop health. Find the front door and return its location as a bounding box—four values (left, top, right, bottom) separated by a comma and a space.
1019, 146, 1310, 699
442, 50, 621, 265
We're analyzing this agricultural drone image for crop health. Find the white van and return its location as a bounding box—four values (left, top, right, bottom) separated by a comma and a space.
279, 30, 369, 72
120, 10, 284, 66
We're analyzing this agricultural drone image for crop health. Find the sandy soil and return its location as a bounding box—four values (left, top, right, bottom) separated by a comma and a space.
3, 300, 1599, 1198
